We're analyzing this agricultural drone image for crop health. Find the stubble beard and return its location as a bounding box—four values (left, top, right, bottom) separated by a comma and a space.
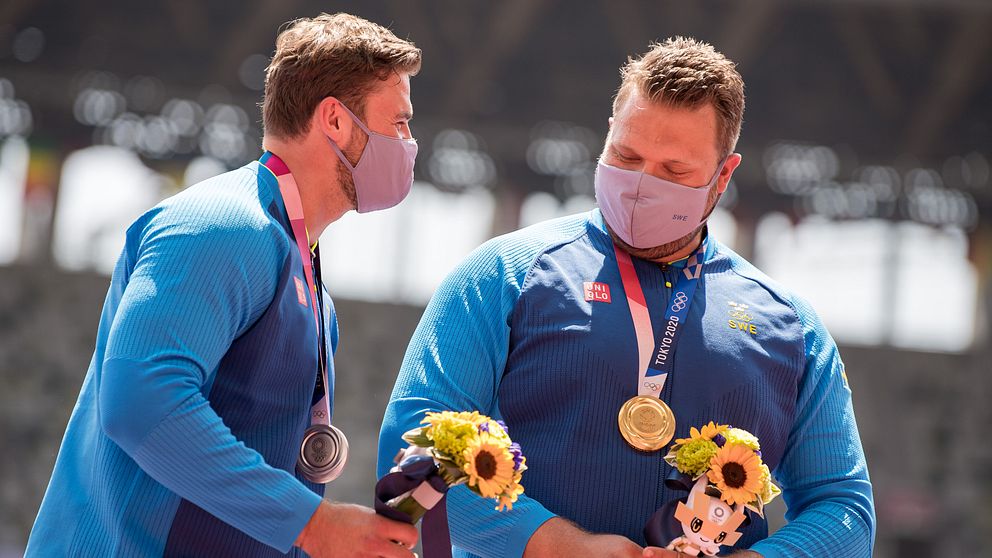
608, 181, 721, 262
335, 126, 366, 209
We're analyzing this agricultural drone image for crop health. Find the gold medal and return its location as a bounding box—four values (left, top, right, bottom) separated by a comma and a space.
618, 395, 676, 451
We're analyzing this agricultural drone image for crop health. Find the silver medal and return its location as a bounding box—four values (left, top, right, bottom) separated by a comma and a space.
297, 423, 349, 484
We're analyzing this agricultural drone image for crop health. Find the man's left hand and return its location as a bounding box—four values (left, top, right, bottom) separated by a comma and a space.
642, 548, 763, 557
642, 548, 679, 557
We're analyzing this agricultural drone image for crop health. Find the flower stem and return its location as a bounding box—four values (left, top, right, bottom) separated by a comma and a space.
390, 495, 428, 524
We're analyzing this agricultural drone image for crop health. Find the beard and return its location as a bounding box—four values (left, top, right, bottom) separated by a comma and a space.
607, 180, 721, 262
334, 125, 367, 209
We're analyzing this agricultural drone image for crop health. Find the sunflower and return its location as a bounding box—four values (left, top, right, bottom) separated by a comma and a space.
674, 421, 729, 446
707, 444, 764, 506
463, 434, 516, 498
496, 476, 525, 511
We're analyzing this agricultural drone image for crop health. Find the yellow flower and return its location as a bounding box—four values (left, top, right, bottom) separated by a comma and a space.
496, 478, 525, 511
674, 421, 729, 446
757, 463, 781, 505
424, 411, 487, 467
707, 444, 764, 506
463, 434, 516, 499
674, 439, 719, 478
424, 411, 487, 430
478, 419, 512, 446
725, 428, 760, 452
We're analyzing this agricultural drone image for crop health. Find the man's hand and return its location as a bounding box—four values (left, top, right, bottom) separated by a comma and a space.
524, 517, 643, 557
295, 501, 419, 558
643, 548, 763, 557
642, 547, 682, 557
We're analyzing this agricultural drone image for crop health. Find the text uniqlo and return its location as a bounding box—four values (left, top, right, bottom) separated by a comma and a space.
584, 282, 612, 303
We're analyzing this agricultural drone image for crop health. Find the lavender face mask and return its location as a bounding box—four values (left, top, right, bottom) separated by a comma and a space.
595, 159, 724, 249
327, 103, 418, 213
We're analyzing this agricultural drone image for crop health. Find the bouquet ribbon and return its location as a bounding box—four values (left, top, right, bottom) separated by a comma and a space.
643, 468, 693, 547
374, 454, 452, 558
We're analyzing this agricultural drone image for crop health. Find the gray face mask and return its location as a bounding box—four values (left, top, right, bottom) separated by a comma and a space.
595, 159, 725, 249
326, 102, 418, 213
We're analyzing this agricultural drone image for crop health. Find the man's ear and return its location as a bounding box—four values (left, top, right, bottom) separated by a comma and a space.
716, 153, 743, 195
315, 97, 354, 147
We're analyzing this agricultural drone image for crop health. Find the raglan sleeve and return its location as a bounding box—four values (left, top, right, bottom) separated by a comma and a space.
98, 202, 322, 553
748, 295, 875, 558
377, 241, 557, 558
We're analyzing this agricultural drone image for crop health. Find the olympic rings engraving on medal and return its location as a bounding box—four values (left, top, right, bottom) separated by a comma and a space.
670, 291, 688, 312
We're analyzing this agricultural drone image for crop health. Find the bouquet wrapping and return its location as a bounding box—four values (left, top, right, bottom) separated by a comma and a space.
644, 422, 780, 557
375, 411, 527, 557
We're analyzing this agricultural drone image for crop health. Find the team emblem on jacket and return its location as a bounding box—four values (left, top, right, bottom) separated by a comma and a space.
727, 301, 757, 335
584, 281, 612, 303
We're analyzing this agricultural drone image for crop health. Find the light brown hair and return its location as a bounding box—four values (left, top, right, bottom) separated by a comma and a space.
263, 12, 422, 139
614, 37, 745, 157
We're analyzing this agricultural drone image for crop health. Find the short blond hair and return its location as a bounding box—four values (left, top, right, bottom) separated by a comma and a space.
614, 37, 745, 157
263, 12, 422, 139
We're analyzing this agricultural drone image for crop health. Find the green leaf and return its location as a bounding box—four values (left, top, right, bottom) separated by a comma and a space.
403, 431, 433, 447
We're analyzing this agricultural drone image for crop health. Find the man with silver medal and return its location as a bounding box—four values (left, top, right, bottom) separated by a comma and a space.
379, 38, 874, 558
28, 13, 421, 558
292, 95, 421, 487
296, 237, 348, 485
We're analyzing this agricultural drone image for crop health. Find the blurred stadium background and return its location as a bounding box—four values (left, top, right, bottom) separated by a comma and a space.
1, 1, 990, 556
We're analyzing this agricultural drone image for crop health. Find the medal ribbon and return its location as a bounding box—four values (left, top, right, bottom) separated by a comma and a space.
259, 151, 331, 426
614, 239, 706, 398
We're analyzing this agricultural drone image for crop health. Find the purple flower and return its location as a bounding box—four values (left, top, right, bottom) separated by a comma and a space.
713, 433, 726, 447
755, 449, 762, 458
509, 442, 524, 471
496, 420, 509, 434
478, 422, 490, 433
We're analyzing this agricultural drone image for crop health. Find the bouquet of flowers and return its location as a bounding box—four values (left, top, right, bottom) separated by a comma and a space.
665, 421, 779, 514
648, 422, 780, 557
377, 411, 527, 523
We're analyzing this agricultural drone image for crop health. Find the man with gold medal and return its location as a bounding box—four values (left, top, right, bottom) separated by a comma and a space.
379, 38, 874, 558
